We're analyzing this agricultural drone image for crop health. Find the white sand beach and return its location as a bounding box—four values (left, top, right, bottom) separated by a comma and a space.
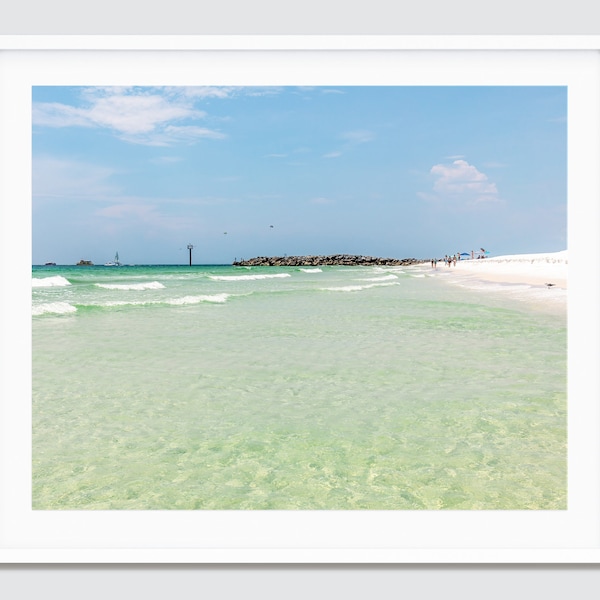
443, 251, 567, 289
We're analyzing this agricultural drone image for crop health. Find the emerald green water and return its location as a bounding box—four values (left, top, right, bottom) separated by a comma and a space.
32, 265, 566, 509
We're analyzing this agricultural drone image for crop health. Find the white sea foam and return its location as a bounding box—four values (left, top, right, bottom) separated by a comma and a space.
32, 302, 77, 315
322, 282, 399, 292
299, 268, 323, 273
165, 294, 230, 305
104, 293, 231, 308
95, 281, 165, 291
209, 273, 292, 281
32, 276, 71, 288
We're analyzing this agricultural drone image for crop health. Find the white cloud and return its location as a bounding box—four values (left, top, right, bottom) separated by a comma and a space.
122, 125, 226, 147
33, 87, 225, 146
174, 86, 237, 99
323, 151, 342, 159
89, 93, 201, 134
427, 159, 499, 204
32, 102, 92, 129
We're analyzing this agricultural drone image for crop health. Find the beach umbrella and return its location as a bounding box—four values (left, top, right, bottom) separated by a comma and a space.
459, 252, 470, 256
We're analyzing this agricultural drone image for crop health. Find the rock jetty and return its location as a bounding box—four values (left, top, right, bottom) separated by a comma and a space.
232, 255, 425, 267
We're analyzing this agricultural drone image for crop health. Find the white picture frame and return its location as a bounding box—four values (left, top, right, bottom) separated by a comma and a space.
1, 35, 599, 563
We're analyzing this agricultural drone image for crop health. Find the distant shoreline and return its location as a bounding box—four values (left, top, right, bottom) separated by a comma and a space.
232, 255, 426, 267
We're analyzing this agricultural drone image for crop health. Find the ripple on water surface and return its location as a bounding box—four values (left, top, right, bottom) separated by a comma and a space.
32, 265, 567, 509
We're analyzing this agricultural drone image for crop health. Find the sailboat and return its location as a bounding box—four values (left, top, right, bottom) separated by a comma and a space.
104, 251, 122, 267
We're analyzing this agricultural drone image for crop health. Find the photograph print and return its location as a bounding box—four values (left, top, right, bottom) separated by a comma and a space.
31, 85, 567, 510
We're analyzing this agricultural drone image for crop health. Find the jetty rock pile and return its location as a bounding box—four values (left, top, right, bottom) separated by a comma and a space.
232, 255, 426, 267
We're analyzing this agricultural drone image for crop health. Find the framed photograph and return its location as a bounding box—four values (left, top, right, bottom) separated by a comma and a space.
1, 35, 599, 563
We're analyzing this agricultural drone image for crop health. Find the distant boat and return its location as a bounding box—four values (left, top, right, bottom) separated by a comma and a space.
104, 251, 122, 267
76, 259, 94, 266
44, 262, 57, 266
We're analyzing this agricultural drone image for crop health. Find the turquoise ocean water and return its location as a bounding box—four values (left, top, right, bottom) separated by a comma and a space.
32, 263, 567, 510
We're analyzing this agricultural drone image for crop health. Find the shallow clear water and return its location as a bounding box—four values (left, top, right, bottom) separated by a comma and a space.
32, 264, 566, 509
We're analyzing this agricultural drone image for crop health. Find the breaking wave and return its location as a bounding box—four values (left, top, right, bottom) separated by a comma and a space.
104, 293, 232, 308
32, 276, 71, 288
33, 302, 77, 316
95, 281, 165, 291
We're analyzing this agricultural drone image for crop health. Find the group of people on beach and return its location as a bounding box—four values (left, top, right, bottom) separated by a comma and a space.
430, 249, 488, 269
430, 254, 460, 269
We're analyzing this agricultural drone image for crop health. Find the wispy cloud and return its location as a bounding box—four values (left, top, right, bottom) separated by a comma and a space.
420, 159, 499, 205
174, 86, 282, 99
33, 87, 226, 146
173, 86, 237, 99
322, 129, 375, 159
120, 125, 225, 147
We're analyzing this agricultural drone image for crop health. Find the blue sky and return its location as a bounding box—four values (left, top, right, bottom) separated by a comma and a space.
32, 86, 567, 265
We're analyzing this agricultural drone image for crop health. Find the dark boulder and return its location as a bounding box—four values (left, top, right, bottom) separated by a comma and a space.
232, 255, 425, 267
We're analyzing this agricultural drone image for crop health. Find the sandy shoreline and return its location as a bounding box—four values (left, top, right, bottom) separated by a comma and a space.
432, 251, 567, 290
